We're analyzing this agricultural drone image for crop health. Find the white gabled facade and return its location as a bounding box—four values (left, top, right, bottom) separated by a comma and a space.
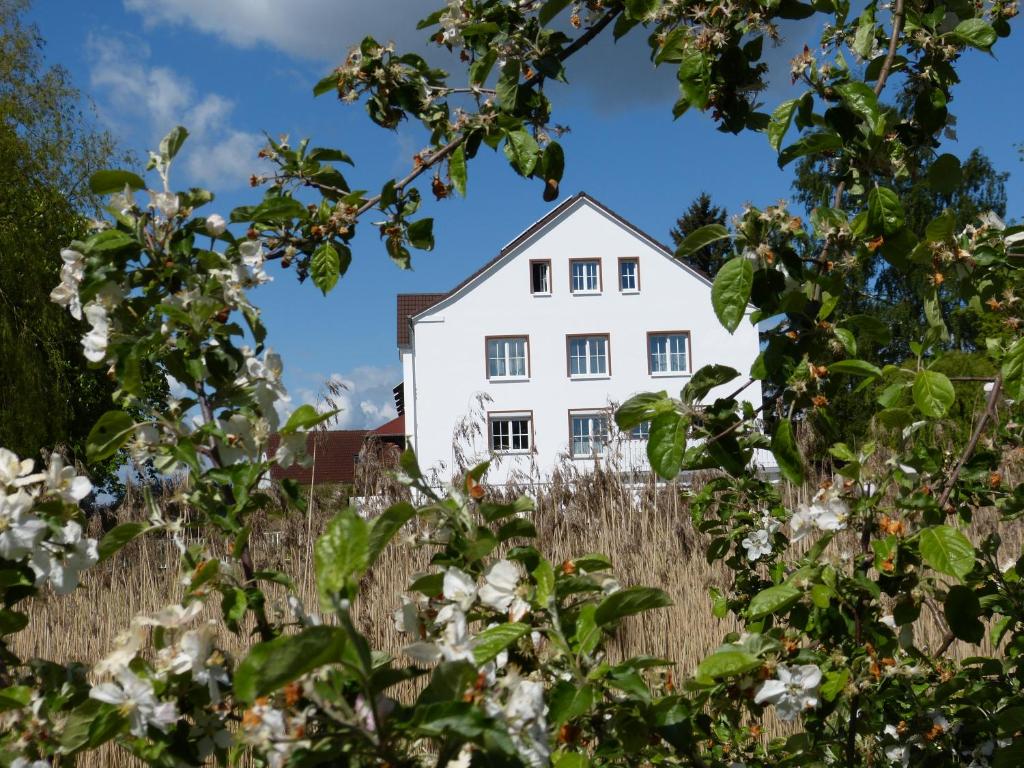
398, 193, 764, 485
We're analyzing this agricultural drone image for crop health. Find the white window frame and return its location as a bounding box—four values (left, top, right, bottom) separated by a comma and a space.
570, 259, 601, 294
629, 421, 650, 440
567, 335, 609, 378
570, 411, 609, 458
486, 336, 529, 380
648, 332, 690, 376
489, 412, 533, 454
530, 260, 551, 296
618, 258, 639, 293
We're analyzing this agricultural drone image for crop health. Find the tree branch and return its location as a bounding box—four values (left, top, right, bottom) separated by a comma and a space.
936, 375, 1002, 511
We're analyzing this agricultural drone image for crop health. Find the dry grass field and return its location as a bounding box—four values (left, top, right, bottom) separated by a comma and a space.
13, 446, 1023, 766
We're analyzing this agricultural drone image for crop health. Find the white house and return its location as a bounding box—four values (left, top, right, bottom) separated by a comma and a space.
396, 192, 764, 485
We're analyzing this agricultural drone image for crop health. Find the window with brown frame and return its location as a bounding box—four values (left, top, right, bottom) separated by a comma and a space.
618, 257, 639, 292
568, 409, 610, 457
485, 336, 530, 379
569, 259, 602, 293
647, 331, 691, 375
566, 334, 610, 378
488, 411, 534, 453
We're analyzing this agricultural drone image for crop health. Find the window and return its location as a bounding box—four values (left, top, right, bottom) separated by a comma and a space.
570, 412, 609, 457
618, 258, 639, 292
530, 260, 551, 295
648, 332, 690, 375
629, 421, 650, 440
567, 335, 609, 377
570, 259, 601, 293
489, 413, 532, 453
487, 337, 529, 379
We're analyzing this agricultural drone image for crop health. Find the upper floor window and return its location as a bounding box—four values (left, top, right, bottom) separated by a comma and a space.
487, 336, 529, 379
530, 260, 551, 295
570, 411, 609, 457
567, 335, 609, 378
489, 412, 533, 453
648, 332, 690, 375
570, 259, 601, 293
618, 258, 639, 292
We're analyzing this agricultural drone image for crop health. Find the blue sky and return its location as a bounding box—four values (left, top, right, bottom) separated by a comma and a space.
27, 1, 1022, 427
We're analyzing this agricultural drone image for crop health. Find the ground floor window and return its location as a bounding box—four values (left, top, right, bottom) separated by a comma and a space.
489, 413, 532, 452
570, 411, 609, 457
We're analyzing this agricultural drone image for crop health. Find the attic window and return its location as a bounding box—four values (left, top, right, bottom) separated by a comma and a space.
569, 259, 601, 294
530, 260, 551, 295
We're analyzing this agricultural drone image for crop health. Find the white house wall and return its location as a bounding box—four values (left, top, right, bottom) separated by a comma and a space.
406, 197, 764, 486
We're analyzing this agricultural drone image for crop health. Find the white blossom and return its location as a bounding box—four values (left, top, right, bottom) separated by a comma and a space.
479, 560, 529, 621
0, 448, 35, 487
497, 676, 549, 768
274, 432, 309, 468
109, 184, 136, 216
29, 520, 98, 594
169, 624, 230, 702
81, 301, 109, 363
42, 455, 92, 503
150, 191, 180, 219
0, 491, 45, 560
790, 488, 850, 541
882, 724, 910, 767
205, 213, 227, 236
11, 759, 51, 768
90, 669, 178, 737
443, 567, 477, 610
753, 663, 822, 721
741, 527, 773, 561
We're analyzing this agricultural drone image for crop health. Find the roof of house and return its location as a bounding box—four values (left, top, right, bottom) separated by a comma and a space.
268, 430, 369, 485
372, 414, 405, 436
395, 192, 711, 348
396, 293, 447, 347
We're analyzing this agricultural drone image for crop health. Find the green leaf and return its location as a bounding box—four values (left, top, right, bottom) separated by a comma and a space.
282, 404, 338, 433
624, 0, 660, 19
311, 242, 341, 295
234, 626, 347, 703
595, 586, 672, 627
407, 218, 434, 251
829, 359, 882, 378
835, 82, 880, 128
315, 508, 370, 608
925, 210, 956, 243
952, 18, 997, 49
533, 559, 555, 608
913, 370, 955, 417
683, 365, 739, 402
1001, 337, 1024, 401
748, 583, 801, 619
919, 525, 975, 580
473, 622, 531, 664
928, 153, 962, 195
771, 420, 804, 485
944, 585, 984, 643
86, 411, 135, 463
368, 502, 416, 565
821, 668, 850, 702
615, 391, 669, 429
98, 522, 147, 562
675, 223, 730, 260
449, 144, 467, 197
867, 187, 905, 234
696, 647, 761, 679
853, 9, 876, 58
778, 132, 843, 167
539, 0, 573, 26
159, 125, 189, 161
549, 681, 595, 726
711, 257, 753, 333
0, 609, 28, 635
767, 98, 799, 151
503, 129, 539, 176
89, 169, 146, 195
313, 71, 338, 96
647, 411, 687, 479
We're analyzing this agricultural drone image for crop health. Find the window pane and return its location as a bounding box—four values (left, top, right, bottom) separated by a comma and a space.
571, 263, 584, 291
571, 416, 589, 455
620, 261, 636, 290
585, 262, 598, 290
669, 334, 687, 371
509, 339, 526, 376
532, 262, 549, 293
510, 419, 530, 450
649, 335, 668, 373
487, 339, 504, 377
569, 339, 586, 375
589, 337, 607, 374
491, 419, 509, 451
630, 421, 650, 439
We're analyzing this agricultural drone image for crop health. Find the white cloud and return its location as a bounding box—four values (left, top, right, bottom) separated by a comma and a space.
291, 365, 400, 430
122, 0, 438, 62
86, 32, 267, 188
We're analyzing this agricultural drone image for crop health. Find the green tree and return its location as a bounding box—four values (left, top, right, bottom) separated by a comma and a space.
0, 0, 126, 491
669, 191, 731, 278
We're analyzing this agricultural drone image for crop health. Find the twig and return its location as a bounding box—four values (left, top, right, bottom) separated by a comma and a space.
936, 375, 1002, 511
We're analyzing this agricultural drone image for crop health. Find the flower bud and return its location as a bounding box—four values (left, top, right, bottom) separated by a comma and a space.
205, 213, 227, 236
